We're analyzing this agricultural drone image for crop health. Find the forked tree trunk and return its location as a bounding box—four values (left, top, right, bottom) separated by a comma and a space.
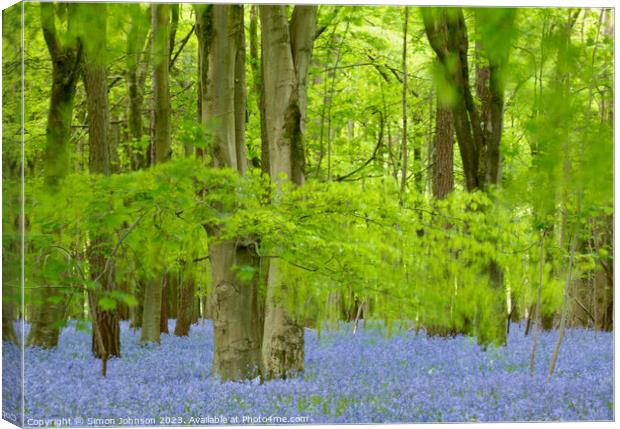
423, 8, 515, 346
199, 5, 262, 381
259, 5, 316, 379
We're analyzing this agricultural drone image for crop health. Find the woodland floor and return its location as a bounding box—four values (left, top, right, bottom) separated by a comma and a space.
3, 320, 613, 425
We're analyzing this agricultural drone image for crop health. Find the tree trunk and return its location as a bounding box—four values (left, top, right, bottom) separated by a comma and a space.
151, 3, 171, 164
174, 266, 196, 337
431, 102, 454, 199
167, 271, 178, 320
234, 8, 248, 175
126, 4, 150, 169
25, 296, 63, 348
140, 277, 163, 344
423, 8, 515, 345
81, 3, 120, 360
249, 5, 268, 172
259, 5, 316, 379
2, 281, 18, 344
195, 4, 212, 160
211, 240, 262, 380
130, 279, 144, 329
139, 4, 171, 345
548, 229, 579, 378
160, 274, 169, 334
26, 3, 82, 349
199, 5, 263, 381
399, 7, 409, 204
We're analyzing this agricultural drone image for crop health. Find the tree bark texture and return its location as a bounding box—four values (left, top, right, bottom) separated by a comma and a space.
210, 240, 262, 380
431, 102, 454, 199
140, 276, 163, 344
41, 3, 81, 187
421, 8, 515, 192
259, 5, 317, 379
174, 266, 196, 337
81, 3, 120, 359
200, 5, 263, 381
151, 4, 171, 164
423, 7, 515, 346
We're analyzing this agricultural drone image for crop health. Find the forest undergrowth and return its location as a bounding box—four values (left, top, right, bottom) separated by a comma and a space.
4, 320, 613, 424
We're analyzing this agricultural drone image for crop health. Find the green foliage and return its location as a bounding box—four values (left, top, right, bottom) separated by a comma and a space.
8, 5, 613, 343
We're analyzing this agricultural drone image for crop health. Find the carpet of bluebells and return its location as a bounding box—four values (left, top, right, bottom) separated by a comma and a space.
2, 320, 614, 425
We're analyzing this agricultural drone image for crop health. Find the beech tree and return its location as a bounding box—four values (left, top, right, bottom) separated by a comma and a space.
26, 2, 82, 349
195, 4, 261, 381
125, 3, 150, 169
77, 2, 121, 362
8, 4, 612, 392
140, 3, 171, 345
422, 7, 516, 345
259, 4, 317, 379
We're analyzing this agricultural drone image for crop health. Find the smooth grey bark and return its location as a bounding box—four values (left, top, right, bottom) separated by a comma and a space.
200, 5, 262, 381
259, 5, 317, 379
140, 276, 163, 344
205, 5, 238, 170
140, 4, 171, 345
210, 239, 262, 380
126, 4, 150, 169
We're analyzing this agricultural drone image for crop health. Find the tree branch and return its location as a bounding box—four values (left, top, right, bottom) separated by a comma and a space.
169, 25, 195, 71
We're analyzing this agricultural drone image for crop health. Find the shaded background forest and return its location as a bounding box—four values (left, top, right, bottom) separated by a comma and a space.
2, 3, 614, 382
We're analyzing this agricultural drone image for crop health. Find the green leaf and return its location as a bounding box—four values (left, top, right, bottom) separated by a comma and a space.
98, 296, 117, 311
